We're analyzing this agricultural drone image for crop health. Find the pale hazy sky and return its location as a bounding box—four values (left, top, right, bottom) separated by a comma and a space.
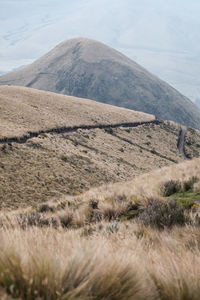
1, 0, 200, 101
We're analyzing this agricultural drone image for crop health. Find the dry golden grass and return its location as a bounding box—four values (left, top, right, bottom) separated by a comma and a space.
1, 86, 200, 299
0, 121, 190, 209
0, 156, 199, 299
0, 224, 200, 299
66, 157, 200, 210
0, 85, 154, 139
0, 85, 199, 209
0, 156, 199, 231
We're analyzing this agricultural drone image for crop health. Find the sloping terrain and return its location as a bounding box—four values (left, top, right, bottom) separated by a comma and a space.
0, 86, 200, 209
73, 157, 200, 208
0, 158, 200, 300
0, 87, 200, 300
0, 38, 200, 129
0, 85, 153, 139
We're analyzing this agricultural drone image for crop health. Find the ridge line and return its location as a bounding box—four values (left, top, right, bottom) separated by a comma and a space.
0, 120, 162, 145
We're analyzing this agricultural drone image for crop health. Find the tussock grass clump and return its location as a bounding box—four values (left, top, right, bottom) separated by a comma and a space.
0, 228, 155, 300
161, 180, 181, 197
1, 226, 200, 299
1, 224, 200, 299
0, 243, 62, 299
61, 249, 143, 300
149, 251, 200, 300
58, 210, 73, 228
182, 176, 199, 192
99, 197, 138, 222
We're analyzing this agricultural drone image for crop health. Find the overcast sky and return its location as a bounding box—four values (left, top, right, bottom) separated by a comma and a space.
1, 0, 200, 101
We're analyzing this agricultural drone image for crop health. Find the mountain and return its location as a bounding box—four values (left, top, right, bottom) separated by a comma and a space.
0, 38, 200, 129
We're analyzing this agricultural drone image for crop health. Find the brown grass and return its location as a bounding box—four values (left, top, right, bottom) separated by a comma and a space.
1, 86, 200, 299
0, 157, 199, 231
0, 120, 192, 209
0, 85, 154, 139
0, 86, 199, 209
81, 157, 200, 200
0, 157, 199, 298
0, 225, 200, 299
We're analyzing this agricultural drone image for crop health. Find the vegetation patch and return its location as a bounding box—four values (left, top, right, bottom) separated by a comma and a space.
139, 199, 189, 229
169, 191, 200, 209
161, 180, 182, 197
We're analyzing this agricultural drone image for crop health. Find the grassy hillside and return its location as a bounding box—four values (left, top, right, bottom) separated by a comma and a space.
0, 85, 153, 139
0, 85, 199, 299
1, 38, 200, 129
0, 86, 200, 209
0, 159, 200, 299
1, 119, 188, 209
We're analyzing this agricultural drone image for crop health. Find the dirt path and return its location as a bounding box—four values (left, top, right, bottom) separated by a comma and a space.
1, 120, 191, 162
0, 120, 162, 145
177, 125, 189, 159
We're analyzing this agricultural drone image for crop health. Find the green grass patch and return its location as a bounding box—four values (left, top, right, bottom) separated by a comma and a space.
119, 209, 139, 221
168, 191, 200, 209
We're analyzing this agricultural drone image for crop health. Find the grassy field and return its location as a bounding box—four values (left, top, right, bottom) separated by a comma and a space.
1, 86, 200, 209
1, 225, 200, 300
1, 122, 200, 209
0, 158, 200, 299
0, 120, 195, 209
1, 85, 200, 299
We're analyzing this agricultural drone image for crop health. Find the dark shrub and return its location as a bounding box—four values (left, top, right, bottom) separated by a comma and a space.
60, 155, 68, 162
161, 180, 181, 197
88, 199, 103, 222
89, 199, 99, 209
105, 128, 113, 134
38, 203, 55, 213
139, 199, 189, 229
182, 176, 198, 192
17, 212, 58, 229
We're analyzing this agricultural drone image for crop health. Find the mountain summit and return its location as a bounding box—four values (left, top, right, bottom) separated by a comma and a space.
0, 38, 200, 128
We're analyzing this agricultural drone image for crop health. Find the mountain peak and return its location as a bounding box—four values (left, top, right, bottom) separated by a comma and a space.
0, 38, 200, 128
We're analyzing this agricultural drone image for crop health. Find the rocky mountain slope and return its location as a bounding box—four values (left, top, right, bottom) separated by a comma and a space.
0, 38, 200, 129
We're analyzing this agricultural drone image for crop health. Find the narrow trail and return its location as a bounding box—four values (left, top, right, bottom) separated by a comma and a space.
177, 125, 190, 160
0, 120, 190, 161
0, 120, 162, 145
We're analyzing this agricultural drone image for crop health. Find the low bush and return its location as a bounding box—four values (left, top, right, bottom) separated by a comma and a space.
161, 180, 181, 197
60, 155, 68, 162
17, 212, 58, 229
89, 199, 99, 209
38, 203, 55, 213
182, 176, 198, 192
139, 199, 189, 229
